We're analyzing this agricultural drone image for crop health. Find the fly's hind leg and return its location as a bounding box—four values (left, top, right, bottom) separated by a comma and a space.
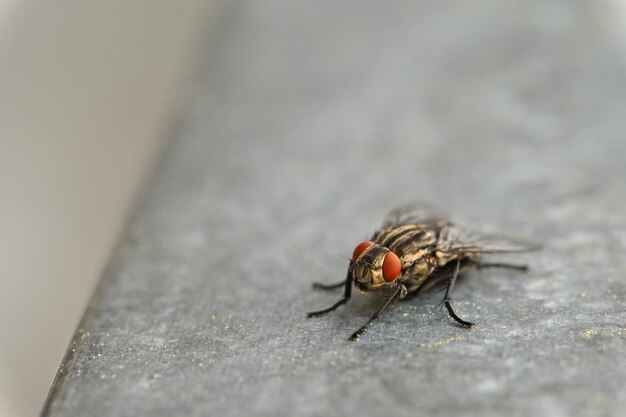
312, 281, 345, 290
477, 262, 528, 272
306, 271, 352, 318
441, 259, 476, 329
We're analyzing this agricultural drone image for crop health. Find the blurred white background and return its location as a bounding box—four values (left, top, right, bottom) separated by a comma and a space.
0, 1, 219, 415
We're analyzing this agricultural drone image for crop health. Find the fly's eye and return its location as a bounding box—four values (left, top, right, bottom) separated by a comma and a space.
382, 252, 401, 282
352, 241, 373, 262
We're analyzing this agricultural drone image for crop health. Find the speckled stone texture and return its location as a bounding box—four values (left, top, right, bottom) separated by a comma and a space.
43, 1, 626, 417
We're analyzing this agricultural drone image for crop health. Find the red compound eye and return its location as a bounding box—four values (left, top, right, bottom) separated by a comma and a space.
352, 241, 372, 262
382, 252, 401, 282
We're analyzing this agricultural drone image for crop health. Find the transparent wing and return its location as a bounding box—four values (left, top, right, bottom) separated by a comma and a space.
437, 224, 540, 254
381, 202, 449, 229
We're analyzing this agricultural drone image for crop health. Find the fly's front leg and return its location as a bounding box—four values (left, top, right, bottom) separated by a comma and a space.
442, 259, 475, 329
349, 283, 404, 341
306, 271, 352, 318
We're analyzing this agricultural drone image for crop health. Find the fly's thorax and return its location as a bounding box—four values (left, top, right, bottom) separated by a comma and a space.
434, 250, 459, 266
407, 257, 435, 279
350, 244, 400, 291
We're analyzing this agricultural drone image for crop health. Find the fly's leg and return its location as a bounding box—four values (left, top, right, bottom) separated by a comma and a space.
349, 284, 404, 341
442, 259, 476, 329
477, 262, 528, 272
306, 271, 352, 318
312, 281, 345, 290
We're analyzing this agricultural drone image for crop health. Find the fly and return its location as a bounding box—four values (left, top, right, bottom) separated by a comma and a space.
307, 202, 539, 341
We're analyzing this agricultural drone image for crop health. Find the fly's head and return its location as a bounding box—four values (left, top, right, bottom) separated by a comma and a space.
349, 241, 401, 291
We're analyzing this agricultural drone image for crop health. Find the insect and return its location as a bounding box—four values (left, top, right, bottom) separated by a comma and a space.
307, 202, 539, 341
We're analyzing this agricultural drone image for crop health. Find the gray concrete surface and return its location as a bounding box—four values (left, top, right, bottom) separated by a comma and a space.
42, 1, 626, 416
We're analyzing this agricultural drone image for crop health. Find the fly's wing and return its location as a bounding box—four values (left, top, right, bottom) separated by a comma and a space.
437, 224, 540, 254
380, 202, 450, 229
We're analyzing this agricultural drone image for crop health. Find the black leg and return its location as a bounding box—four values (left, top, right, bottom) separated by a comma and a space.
306, 271, 352, 318
477, 262, 528, 272
349, 284, 403, 341
442, 259, 475, 329
312, 281, 345, 290
444, 301, 475, 329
